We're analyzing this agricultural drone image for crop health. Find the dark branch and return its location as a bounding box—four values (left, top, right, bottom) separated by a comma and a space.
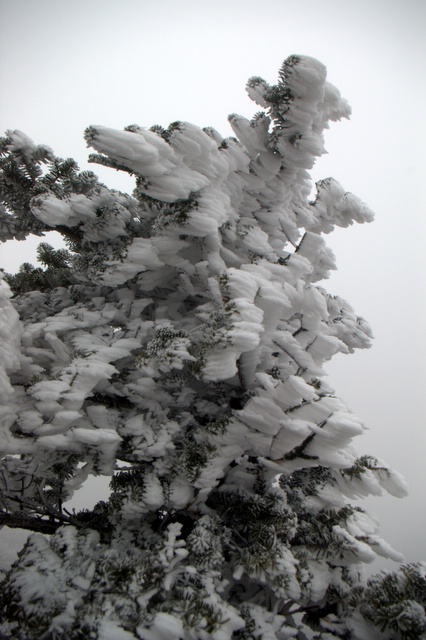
283, 431, 318, 460
281, 413, 334, 461
0, 511, 63, 535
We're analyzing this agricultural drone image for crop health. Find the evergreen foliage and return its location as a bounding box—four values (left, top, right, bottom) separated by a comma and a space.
0, 55, 424, 639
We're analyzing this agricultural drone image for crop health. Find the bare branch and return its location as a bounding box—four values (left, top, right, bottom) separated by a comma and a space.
0, 511, 62, 535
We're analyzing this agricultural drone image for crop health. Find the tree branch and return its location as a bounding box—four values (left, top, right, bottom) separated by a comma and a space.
280, 413, 334, 461
282, 432, 318, 460
0, 511, 62, 535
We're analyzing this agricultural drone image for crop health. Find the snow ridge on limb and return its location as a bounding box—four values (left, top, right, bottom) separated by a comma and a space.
0, 55, 421, 640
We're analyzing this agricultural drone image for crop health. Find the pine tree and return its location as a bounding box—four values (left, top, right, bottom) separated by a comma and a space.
0, 55, 425, 639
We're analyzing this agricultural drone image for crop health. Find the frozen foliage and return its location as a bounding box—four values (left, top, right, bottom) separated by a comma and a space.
0, 55, 423, 639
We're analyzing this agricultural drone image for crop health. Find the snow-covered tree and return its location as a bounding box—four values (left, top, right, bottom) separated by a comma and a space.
0, 55, 425, 639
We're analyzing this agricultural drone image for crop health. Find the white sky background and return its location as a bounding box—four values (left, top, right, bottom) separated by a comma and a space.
0, 0, 425, 573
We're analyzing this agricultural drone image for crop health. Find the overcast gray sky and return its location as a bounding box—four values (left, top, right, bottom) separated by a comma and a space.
0, 0, 425, 573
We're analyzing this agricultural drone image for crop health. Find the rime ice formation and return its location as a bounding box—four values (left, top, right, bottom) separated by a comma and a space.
1, 55, 422, 640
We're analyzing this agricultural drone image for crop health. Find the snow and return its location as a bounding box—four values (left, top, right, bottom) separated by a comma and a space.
7, 533, 68, 616
137, 613, 184, 640
86, 124, 213, 202
71, 427, 121, 446
6, 129, 54, 163
273, 374, 316, 407
308, 178, 375, 234
87, 126, 176, 175
332, 525, 377, 563
1, 52, 415, 639
97, 621, 137, 640
0, 274, 23, 402
201, 348, 239, 381
31, 192, 109, 228
119, 472, 164, 513
365, 536, 405, 563
0, 527, 30, 577
237, 396, 285, 435
374, 461, 409, 498
347, 610, 389, 640
306, 559, 331, 602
